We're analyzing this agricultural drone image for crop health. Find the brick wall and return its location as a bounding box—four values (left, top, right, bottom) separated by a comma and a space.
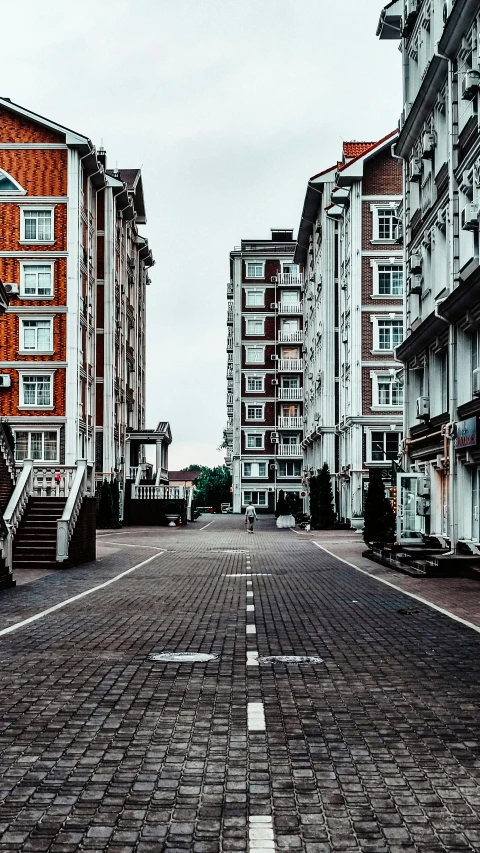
0, 108, 64, 143
68, 496, 96, 567
362, 147, 402, 195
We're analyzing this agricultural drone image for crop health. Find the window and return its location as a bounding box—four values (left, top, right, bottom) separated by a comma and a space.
280, 290, 301, 305
243, 462, 267, 477
246, 433, 264, 449
370, 431, 401, 462
21, 264, 54, 297
246, 262, 264, 278
246, 405, 264, 420
21, 374, 53, 407
247, 375, 264, 392
246, 318, 264, 336
281, 405, 299, 417
21, 209, 53, 242
14, 430, 58, 462
440, 352, 448, 413
20, 319, 53, 352
281, 347, 300, 360
375, 318, 403, 351
377, 264, 403, 296
278, 461, 302, 477
243, 491, 266, 506
374, 374, 403, 407
282, 377, 299, 388
246, 290, 264, 307
0, 169, 26, 194
374, 207, 399, 241
245, 346, 264, 364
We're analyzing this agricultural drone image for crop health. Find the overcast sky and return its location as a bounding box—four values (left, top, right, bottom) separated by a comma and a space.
3, 0, 401, 469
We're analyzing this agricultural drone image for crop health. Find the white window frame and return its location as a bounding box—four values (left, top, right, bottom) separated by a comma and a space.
18, 371, 55, 410
13, 427, 60, 462
371, 259, 404, 298
0, 169, 26, 195
246, 403, 265, 421
371, 372, 404, 409
19, 317, 54, 354
242, 461, 268, 478
245, 374, 265, 393
20, 207, 55, 244
245, 288, 265, 307
277, 460, 302, 477
245, 261, 265, 279
366, 428, 402, 463
245, 431, 265, 450
370, 203, 399, 243
242, 490, 267, 507
372, 315, 403, 352
246, 317, 265, 336
245, 345, 265, 364
20, 261, 55, 298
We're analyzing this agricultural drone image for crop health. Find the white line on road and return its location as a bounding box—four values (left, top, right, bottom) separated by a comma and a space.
311, 541, 480, 635
247, 702, 266, 732
199, 520, 215, 530
96, 531, 131, 538
249, 815, 275, 850
99, 542, 163, 550
247, 651, 259, 666
246, 604, 255, 612
246, 590, 254, 598
247, 580, 252, 586
246, 624, 256, 634
0, 552, 164, 638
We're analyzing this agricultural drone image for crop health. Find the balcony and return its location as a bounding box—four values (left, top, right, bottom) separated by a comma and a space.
226, 367, 233, 379
278, 302, 303, 314
275, 273, 304, 286
278, 417, 303, 429
227, 309, 233, 325
276, 444, 303, 456
278, 330, 303, 343
278, 359, 303, 371
226, 336, 233, 351
277, 387, 303, 400
227, 283, 233, 297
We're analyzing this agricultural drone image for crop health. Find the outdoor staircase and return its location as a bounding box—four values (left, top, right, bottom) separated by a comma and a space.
12, 497, 67, 570
0, 427, 16, 513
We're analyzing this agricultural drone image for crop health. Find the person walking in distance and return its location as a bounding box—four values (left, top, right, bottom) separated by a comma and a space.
245, 501, 257, 533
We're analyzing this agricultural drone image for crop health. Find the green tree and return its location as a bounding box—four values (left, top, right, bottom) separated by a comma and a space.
181, 464, 203, 472
97, 480, 121, 529
309, 475, 319, 528
285, 492, 302, 517
363, 468, 395, 546
275, 488, 287, 518
309, 464, 336, 529
194, 466, 232, 512
110, 479, 122, 528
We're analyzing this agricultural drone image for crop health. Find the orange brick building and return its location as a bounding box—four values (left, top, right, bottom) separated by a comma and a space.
0, 98, 153, 473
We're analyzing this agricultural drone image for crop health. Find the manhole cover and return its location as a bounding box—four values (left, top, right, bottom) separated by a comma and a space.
148, 652, 218, 663
258, 655, 324, 665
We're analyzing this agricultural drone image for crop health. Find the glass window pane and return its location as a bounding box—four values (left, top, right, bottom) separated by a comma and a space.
15, 431, 28, 460
44, 432, 57, 461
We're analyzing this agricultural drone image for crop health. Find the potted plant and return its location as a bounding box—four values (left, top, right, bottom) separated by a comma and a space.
165, 501, 181, 527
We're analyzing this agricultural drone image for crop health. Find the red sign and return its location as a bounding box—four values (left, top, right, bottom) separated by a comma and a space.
229, 486, 233, 493
301, 491, 306, 497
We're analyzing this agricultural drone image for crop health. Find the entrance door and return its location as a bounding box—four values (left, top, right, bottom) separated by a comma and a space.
396, 473, 424, 544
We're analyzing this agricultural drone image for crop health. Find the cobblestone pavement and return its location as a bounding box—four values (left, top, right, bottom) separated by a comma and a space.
0, 516, 480, 851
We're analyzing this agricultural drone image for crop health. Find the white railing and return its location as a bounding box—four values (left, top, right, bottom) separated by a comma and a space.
277, 387, 303, 400
278, 302, 303, 314
0, 423, 16, 486
276, 444, 303, 456
277, 273, 304, 285
57, 460, 94, 562
278, 417, 303, 428
15, 464, 78, 497
3, 459, 34, 570
278, 331, 303, 343
278, 359, 303, 371
131, 484, 186, 500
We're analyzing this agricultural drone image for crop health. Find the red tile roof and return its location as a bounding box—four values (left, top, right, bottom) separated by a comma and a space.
343, 141, 376, 158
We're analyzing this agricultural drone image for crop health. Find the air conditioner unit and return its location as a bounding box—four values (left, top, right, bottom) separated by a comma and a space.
395, 221, 404, 242
271, 379, 279, 386
271, 276, 278, 283
417, 477, 431, 497
314, 413, 320, 421
271, 354, 278, 361
421, 132, 435, 158
271, 433, 278, 443
416, 497, 430, 516
4, 283, 19, 296
416, 396, 430, 419
303, 416, 307, 423
269, 463, 276, 470
462, 70, 480, 101
0, 375, 11, 388
409, 252, 422, 273
461, 202, 479, 231
473, 367, 480, 396
410, 158, 422, 181
270, 303, 278, 310
409, 275, 422, 295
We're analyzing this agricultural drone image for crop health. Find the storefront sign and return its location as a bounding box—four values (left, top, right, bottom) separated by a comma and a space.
455, 417, 477, 450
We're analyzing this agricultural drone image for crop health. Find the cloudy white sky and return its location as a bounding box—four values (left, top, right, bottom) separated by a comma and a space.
3, 0, 401, 469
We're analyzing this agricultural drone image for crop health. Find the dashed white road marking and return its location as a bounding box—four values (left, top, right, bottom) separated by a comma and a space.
247, 702, 266, 732
0, 552, 164, 638
246, 624, 256, 634
249, 815, 275, 850
99, 542, 163, 550
246, 590, 254, 598
199, 520, 215, 531
247, 580, 252, 586
247, 651, 259, 666
311, 541, 480, 636
246, 604, 255, 612
224, 574, 271, 577
96, 531, 130, 538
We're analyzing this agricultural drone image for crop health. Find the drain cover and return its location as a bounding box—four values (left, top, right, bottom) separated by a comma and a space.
258, 655, 324, 665
148, 652, 218, 663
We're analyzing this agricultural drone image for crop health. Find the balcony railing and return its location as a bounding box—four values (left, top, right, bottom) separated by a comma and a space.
227, 283, 233, 297
277, 417, 303, 429
276, 273, 304, 286
226, 337, 233, 350
276, 444, 303, 456
278, 302, 303, 314
226, 368, 233, 379
278, 359, 303, 371
227, 310, 233, 324
277, 387, 303, 400
277, 330, 303, 343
